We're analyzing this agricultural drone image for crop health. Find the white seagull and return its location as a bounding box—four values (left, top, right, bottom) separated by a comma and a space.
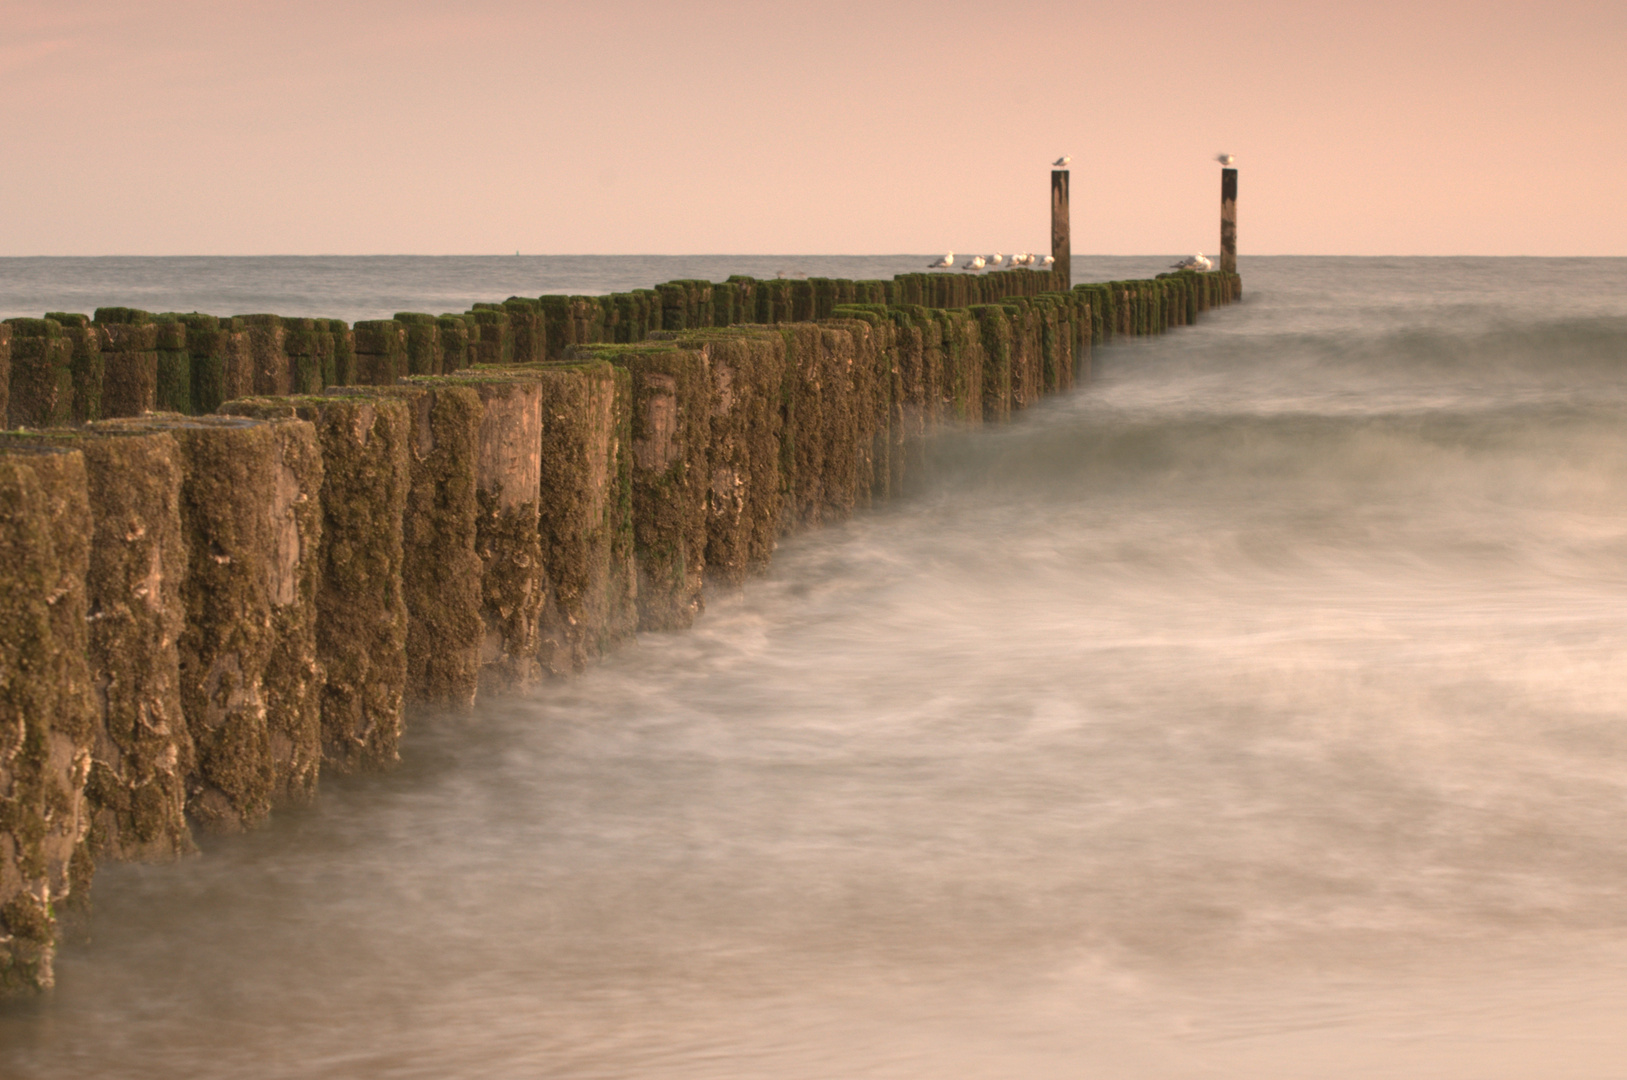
962, 255, 986, 271
1052, 155, 1071, 167
1216, 153, 1235, 166
1016, 252, 1034, 266
1042, 254, 1056, 266
930, 251, 954, 268
1170, 252, 1213, 271
988, 252, 1004, 266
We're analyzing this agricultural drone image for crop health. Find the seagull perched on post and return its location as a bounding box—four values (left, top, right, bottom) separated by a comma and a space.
1042, 255, 1055, 266
1170, 253, 1213, 271
1216, 153, 1235, 166
988, 252, 1004, 266
962, 255, 986, 271
1052, 155, 1070, 167
930, 251, 954, 268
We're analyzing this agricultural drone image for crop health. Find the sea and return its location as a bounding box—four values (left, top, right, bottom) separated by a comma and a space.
3, 255, 1627, 1078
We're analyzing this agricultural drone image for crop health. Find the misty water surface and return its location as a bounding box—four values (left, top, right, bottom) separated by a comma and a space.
5, 256, 1627, 1078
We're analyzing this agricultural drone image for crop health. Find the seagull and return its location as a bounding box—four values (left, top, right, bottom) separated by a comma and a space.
1052, 155, 1070, 167
1042, 254, 1055, 266
1015, 252, 1033, 266
962, 255, 986, 271
1170, 253, 1213, 271
1216, 153, 1235, 166
989, 252, 1004, 266
930, 251, 954, 268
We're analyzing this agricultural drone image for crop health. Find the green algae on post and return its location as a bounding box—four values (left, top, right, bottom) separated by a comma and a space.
435, 316, 469, 374
93, 415, 323, 832
353, 321, 406, 387
573, 343, 713, 631
44, 313, 104, 424
175, 314, 227, 415
223, 396, 412, 772
4, 318, 75, 428
279, 318, 322, 396
467, 307, 514, 367
94, 309, 161, 418
0, 445, 94, 996
395, 313, 442, 377
0, 430, 200, 865
153, 314, 194, 413
227, 314, 289, 397
347, 384, 485, 710
409, 372, 545, 692
530, 362, 636, 673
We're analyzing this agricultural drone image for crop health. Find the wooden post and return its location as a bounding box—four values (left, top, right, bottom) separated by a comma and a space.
1220, 167, 1238, 275
1050, 170, 1071, 289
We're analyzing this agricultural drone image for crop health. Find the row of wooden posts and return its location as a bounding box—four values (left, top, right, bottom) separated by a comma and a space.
0, 264, 1241, 995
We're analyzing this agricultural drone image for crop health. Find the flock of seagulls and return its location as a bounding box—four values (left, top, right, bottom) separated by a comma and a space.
929, 251, 1052, 272
929, 154, 1229, 273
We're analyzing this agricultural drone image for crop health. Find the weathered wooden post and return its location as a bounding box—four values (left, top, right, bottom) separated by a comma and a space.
1220, 167, 1238, 275
1051, 169, 1071, 289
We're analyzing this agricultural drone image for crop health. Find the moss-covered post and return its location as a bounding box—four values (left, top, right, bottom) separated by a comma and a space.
435, 316, 468, 373
527, 362, 637, 672
353, 320, 406, 386
0, 430, 198, 864
401, 385, 484, 707
395, 314, 442, 377
413, 375, 547, 692
279, 318, 322, 396
177, 314, 228, 415
227, 314, 288, 397
575, 344, 712, 630
658, 329, 784, 584
327, 320, 356, 387
1051, 168, 1071, 289
222, 396, 412, 772
217, 318, 256, 404
44, 314, 103, 423
312, 320, 338, 388
153, 315, 193, 412
74, 429, 195, 860
333, 383, 484, 710
91, 415, 324, 831
95, 309, 163, 418
0, 446, 96, 997
4, 319, 75, 428
468, 307, 514, 366
502, 298, 545, 363
0, 322, 9, 422
971, 307, 1014, 423
1220, 166, 1238, 276
832, 309, 903, 501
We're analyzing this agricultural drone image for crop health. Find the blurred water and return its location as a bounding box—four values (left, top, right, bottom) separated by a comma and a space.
5, 257, 1627, 1078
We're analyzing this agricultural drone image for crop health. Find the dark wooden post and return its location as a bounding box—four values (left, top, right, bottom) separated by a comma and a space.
1050, 170, 1071, 289
1220, 167, 1237, 275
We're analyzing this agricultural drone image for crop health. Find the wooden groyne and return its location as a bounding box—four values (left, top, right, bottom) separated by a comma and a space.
0, 263, 1240, 994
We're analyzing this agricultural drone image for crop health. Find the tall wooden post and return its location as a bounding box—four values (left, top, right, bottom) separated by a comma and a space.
1220, 167, 1237, 275
1050, 170, 1071, 289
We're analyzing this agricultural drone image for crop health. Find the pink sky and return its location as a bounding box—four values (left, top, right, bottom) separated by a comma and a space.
2, 0, 1622, 256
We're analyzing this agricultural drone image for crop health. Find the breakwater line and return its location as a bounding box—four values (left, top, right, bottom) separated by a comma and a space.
0, 264, 1239, 995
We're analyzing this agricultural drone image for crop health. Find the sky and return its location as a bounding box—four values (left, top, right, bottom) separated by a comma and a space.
1, 0, 1622, 257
